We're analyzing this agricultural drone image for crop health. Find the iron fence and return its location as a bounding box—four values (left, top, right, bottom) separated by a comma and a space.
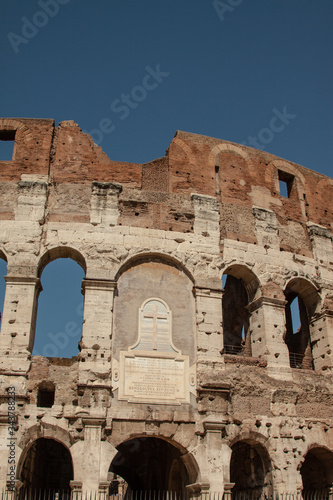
0, 491, 331, 500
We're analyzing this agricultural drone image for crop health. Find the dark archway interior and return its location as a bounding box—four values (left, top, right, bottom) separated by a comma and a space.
20, 438, 73, 491
110, 437, 189, 493
284, 290, 313, 369
222, 275, 250, 355
230, 441, 272, 498
301, 448, 333, 494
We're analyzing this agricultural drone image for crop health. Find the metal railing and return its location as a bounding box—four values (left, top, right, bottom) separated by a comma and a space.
0, 491, 331, 500
288, 352, 313, 370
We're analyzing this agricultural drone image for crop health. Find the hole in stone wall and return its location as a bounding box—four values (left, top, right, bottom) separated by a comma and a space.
0, 129, 16, 160
37, 381, 55, 408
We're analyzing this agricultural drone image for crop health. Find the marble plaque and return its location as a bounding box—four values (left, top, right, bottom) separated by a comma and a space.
118, 352, 189, 403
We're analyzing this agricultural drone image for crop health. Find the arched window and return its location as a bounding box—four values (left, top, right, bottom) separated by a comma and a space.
284, 278, 319, 370
222, 265, 259, 356
33, 255, 85, 358
0, 253, 7, 331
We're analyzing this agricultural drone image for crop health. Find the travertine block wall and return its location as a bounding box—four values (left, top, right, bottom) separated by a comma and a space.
0, 118, 332, 493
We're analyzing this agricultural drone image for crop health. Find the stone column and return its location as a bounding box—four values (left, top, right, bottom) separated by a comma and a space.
310, 309, 333, 370
78, 279, 116, 382
247, 296, 291, 377
0, 276, 41, 371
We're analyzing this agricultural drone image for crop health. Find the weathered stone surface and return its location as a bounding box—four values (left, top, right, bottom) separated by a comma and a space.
0, 118, 332, 494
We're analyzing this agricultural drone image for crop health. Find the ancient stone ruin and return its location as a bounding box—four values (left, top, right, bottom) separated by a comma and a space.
0, 118, 332, 496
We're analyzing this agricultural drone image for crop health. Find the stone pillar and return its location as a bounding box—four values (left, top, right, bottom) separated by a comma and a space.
202, 421, 227, 493
247, 296, 291, 377
310, 309, 333, 370
0, 276, 41, 371
194, 279, 223, 363
307, 223, 333, 265
80, 418, 105, 492
90, 182, 122, 226
79, 279, 116, 382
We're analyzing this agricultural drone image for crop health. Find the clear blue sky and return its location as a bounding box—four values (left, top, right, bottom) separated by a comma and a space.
0, 0, 331, 356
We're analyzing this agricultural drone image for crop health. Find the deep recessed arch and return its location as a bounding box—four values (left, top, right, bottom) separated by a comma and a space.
19, 437, 74, 491
109, 436, 198, 494
229, 438, 273, 498
300, 446, 333, 494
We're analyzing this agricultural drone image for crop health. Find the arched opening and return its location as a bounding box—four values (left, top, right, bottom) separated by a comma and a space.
20, 438, 73, 492
222, 265, 259, 356
300, 447, 333, 497
230, 441, 272, 498
109, 437, 190, 494
33, 256, 85, 358
0, 253, 7, 331
284, 278, 319, 369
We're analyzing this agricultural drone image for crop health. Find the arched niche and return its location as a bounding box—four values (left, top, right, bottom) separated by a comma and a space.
113, 255, 195, 364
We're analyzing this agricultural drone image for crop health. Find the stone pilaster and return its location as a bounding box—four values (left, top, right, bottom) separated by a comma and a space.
247, 296, 291, 377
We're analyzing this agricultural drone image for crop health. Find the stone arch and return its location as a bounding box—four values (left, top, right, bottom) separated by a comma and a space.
210, 142, 252, 166
115, 252, 194, 284
284, 277, 320, 317
18, 437, 74, 491
109, 435, 199, 493
228, 435, 273, 497
37, 246, 87, 277
222, 264, 260, 355
172, 136, 197, 166
284, 277, 321, 369
17, 422, 73, 455
299, 446, 333, 494
222, 263, 260, 302
17, 422, 74, 486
